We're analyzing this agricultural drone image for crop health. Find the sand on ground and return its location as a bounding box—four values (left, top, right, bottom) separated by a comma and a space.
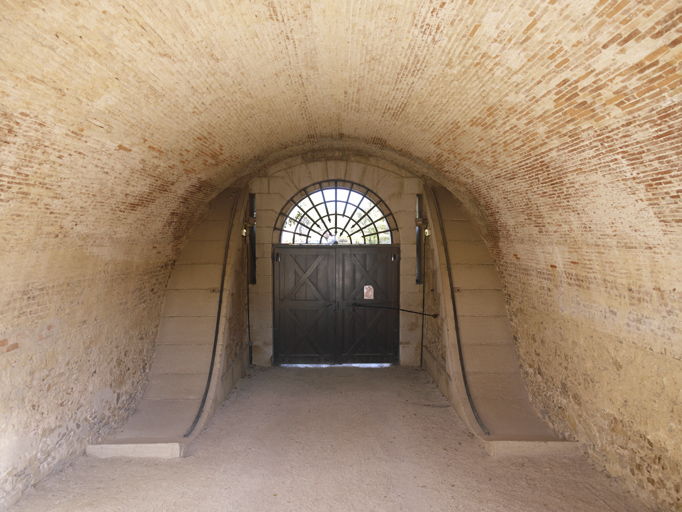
11, 367, 647, 512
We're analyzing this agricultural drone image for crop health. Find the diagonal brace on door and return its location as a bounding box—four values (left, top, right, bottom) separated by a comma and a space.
283, 308, 328, 356
285, 254, 326, 301
347, 254, 388, 298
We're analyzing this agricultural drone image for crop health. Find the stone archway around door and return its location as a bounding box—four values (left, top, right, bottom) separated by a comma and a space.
248, 158, 422, 366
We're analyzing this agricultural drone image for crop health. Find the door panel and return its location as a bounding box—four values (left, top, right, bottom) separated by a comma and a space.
273, 245, 399, 365
273, 247, 336, 364
337, 246, 399, 363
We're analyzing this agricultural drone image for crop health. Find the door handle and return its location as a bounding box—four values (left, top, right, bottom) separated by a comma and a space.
324, 302, 337, 309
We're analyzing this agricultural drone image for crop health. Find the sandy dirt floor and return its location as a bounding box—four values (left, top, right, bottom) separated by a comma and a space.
11, 367, 648, 511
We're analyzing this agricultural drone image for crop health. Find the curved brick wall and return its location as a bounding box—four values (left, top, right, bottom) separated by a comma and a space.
1, 1, 681, 509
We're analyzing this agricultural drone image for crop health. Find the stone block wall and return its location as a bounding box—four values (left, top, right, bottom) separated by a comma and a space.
224, 239, 248, 372
422, 229, 445, 370
501, 246, 682, 508
432, 157, 682, 509
0, 171, 218, 508
0, 260, 168, 508
441, 161, 682, 510
248, 156, 423, 366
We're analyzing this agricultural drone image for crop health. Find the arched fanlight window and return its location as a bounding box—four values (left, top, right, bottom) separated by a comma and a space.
274, 180, 398, 245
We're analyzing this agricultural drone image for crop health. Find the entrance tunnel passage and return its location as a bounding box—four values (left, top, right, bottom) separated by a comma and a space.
12, 367, 646, 512
2, 1, 681, 508
84, 174, 568, 459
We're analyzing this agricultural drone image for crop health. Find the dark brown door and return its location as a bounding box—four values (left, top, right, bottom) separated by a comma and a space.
273, 245, 400, 365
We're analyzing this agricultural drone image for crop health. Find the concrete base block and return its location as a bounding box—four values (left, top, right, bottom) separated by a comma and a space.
483, 438, 581, 457
86, 440, 188, 459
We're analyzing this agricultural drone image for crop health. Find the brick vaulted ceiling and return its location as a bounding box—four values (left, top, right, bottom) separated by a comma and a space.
2, 1, 679, 368
1, 1, 682, 509
2, 0, 680, 258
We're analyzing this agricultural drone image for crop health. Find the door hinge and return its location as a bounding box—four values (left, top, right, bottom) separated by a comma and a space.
273, 253, 281, 262
391, 254, 400, 262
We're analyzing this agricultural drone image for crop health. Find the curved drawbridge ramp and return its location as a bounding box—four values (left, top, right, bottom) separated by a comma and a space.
424, 186, 578, 456
87, 189, 249, 458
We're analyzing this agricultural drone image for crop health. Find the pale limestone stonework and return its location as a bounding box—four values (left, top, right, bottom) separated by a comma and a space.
248, 158, 422, 366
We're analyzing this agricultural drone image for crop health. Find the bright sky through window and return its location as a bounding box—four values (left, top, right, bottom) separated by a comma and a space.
276, 181, 396, 245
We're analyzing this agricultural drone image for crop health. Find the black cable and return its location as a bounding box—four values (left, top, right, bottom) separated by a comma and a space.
350, 302, 437, 318
432, 190, 489, 436
420, 230, 427, 368
184, 194, 239, 438
246, 228, 253, 366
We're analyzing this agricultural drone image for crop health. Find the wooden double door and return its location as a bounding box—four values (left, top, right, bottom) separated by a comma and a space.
273, 245, 400, 365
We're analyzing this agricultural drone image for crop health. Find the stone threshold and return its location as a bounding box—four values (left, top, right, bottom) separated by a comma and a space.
482, 436, 581, 457
86, 438, 189, 459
